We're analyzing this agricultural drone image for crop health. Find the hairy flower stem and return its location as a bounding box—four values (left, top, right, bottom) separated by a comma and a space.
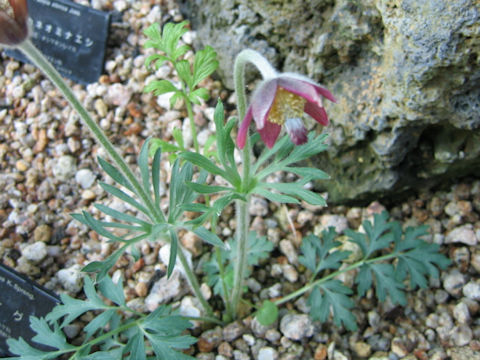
18, 40, 213, 317
274, 253, 399, 306
177, 246, 215, 317
184, 91, 200, 153
230, 50, 275, 318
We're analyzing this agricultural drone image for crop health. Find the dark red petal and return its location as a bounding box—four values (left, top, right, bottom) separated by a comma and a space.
285, 118, 308, 145
236, 106, 253, 149
258, 120, 282, 149
304, 101, 329, 126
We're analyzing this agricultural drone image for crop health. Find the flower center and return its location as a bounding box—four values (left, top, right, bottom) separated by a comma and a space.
0, 0, 14, 17
267, 88, 306, 126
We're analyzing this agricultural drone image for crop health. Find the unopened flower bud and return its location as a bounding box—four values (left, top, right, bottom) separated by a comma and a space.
0, 0, 28, 46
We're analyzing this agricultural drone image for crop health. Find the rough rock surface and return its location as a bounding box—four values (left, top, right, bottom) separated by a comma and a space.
180, 0, 480, 203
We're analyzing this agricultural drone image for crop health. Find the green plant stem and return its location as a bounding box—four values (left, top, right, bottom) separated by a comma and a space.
177, 246, 214, 317
274, 253, 398, 306
184, 96, 200, 153
18, 40, 164, 223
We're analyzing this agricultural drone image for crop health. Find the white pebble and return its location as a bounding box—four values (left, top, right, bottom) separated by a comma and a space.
22, 242, 47, 262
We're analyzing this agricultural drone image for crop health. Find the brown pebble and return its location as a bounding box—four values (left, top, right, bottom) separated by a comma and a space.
197, 337, 215, 353
314, 344, 327, 360
132, 258, 145, 273
135, 282, 148, 297
123, 122, 142, 136
127, 102, 142, 118
34, 224, 52, 243
33, 129, 48, 153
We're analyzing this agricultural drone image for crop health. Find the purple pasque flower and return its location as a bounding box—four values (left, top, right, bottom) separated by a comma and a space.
0, 0, 29, 46
237, 73, 336, 149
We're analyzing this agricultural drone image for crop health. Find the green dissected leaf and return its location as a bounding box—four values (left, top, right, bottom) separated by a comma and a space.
72, 211, 124, 243
299, 229, 350, 277
139, 138, 151, 195
191, 226, 226, 249
355, 263, 373, 298
149, 139, 181, 156
370, 263, 406, 305
179, 151, 227, 178
100, 183, 150, 218
143, 23, 163, 51
308, 281, 357, 331
167, 230, 178, 278
125, 331, 146, 360
252, 134, 291, 174
169, 91, 184, 109
143, 79, 178, 96
229, 231, 274, 266
84, 310, 116, 340
392, 222, 451, 289
6, 337, 55, 360
84, 348, 124, 360
140, 305, 196, 360
253, 187, 299, 204
282, 132, 328, 164
29, 317, 74, 352
188, 88, 209, 104
283, 166, 330, 180
163, 21, 189, 58
144, 54, 168, 70
172, 128, 185, 150
94, 204, 150, 228
256, 300, 278, 326
98, 275, 126, 306
260, 182, 326, 206
186, 182, 233, 194
345, 211, 393, 258
152, 146, 162, 206
82, 243, 129, 281
192, 45, 218, 87
175, 59, 193, 90
97, 156, 135, 193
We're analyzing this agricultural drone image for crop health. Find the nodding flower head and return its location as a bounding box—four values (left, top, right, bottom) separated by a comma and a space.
236, 73, 336, 149
0, 0, 29, 46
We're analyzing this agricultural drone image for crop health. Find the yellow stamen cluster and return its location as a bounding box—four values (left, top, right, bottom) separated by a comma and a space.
0, 0, 14, 17
267, 88, 306, 125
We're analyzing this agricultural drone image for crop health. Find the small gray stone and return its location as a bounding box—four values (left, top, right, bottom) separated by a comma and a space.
450, 325, 473, 346
57, 265, 83, 294
258, 347, 278, 360
280, 314, 314, 341
223, 321, 244, 342
282, 264, 298, 282
279, 239, 298, 265
22, 242, 47, 262
249, 196, 269, 216
445, 224, 478, 246
443, 270, 466, 296
53, 155, 77, 182
463, 281, 480, 301
145, 271, 184, 311
453, 302, 471, 324
265, 329, 281, 343
233, 350, 249, 360
75, 169, 96, 189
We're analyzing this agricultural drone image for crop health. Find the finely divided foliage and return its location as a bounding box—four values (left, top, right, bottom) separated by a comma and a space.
295, 212, 450, 331
6, 276, 196, 360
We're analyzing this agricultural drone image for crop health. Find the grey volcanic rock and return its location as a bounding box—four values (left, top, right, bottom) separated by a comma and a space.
180, 0, 480, 203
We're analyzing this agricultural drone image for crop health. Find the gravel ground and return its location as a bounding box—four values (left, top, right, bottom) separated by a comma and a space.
1, 1, 479, 359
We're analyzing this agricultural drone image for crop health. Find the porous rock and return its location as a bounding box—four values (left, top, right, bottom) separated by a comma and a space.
180, 0, 480, 204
